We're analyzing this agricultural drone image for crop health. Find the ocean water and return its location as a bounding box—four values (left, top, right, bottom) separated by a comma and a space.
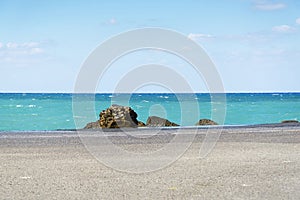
0, 93, 299, 131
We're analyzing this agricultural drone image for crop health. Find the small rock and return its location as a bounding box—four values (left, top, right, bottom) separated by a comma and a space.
195, 119, 218, 126
281, 120, 299, 123
146, 116, 179, 127
84, 121, 101, 129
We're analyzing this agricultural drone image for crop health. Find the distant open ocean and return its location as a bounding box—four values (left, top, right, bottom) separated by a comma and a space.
0, 93, 299, 131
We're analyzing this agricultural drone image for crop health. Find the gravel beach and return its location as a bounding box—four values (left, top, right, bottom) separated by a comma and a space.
1, 125, 300, 199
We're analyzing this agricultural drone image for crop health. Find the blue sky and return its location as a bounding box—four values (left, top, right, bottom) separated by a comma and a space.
0, 0, 300, 92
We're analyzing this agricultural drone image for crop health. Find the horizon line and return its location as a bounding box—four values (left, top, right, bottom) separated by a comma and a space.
1, 91, 300, 94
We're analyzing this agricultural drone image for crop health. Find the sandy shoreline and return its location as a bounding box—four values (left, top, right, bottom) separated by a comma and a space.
1, 125, 300, 199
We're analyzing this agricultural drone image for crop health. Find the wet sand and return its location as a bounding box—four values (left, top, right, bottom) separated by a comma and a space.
1, 125, 300, 199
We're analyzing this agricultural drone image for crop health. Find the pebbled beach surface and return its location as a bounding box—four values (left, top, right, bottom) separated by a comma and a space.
1, 124, 300, 199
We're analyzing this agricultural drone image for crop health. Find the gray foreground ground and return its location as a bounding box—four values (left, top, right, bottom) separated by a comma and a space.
0, 125, 300, 199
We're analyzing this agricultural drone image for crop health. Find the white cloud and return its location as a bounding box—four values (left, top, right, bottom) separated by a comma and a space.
4, 42, 43, 53
188, 33, 213, 41
272, 25, 295, 33
0, 41, 45, 64
6, 42, 19, 49
108, 18, 117, 25
22, 42, 40, 48
296, 18, 300, 25
29, 47, 44, 55
254, 1, 286, 11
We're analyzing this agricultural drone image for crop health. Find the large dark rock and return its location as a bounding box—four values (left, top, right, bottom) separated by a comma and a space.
195, 119, 218, 126
84, 104, 144, 129
146, 116, 179, 127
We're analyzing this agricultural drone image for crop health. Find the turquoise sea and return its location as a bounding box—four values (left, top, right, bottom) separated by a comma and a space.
0, 93, 299, 131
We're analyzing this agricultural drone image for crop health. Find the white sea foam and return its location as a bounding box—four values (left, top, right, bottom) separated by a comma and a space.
159, 95, 169, 99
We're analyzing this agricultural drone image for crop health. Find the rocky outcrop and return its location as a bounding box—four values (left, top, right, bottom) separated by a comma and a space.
195, 119, 218, 126
146, 116, 179, 127
84, 104, 144, 129
281, 120, 299, 123
99, 104, 139, 128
